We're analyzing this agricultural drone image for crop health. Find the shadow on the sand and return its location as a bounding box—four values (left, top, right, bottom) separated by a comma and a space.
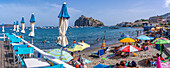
138, 59, 151, 67
88, 55, 100, 58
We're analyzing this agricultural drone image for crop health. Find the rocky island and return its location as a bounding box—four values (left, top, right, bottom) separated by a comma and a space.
74, 15, 104, 26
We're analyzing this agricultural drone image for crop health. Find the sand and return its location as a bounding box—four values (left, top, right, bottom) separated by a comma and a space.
73, 43, 169, 68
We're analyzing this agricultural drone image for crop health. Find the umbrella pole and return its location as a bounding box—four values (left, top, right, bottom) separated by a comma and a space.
160, 44, 162, 56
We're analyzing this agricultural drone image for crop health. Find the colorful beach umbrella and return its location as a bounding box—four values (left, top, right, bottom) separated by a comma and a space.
47, 49, 73, 62
21, 16, 25, 34
118, 37, 127, 41
119, 45, 141, 52
29, 13, 35, 44
57, 2, 70, 60
13, 22, 16, 31
136, 35, 152, 40
152, 38, 170, 56
119, 38, 135, 43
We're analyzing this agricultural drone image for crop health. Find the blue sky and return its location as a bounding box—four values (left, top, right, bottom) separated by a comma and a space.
0, 0, 170, 26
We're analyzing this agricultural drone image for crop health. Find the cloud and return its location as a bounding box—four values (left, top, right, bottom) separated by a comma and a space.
165, 0, 170, 8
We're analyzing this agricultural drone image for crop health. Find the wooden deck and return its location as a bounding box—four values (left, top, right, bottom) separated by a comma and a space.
0, 41, 17, 68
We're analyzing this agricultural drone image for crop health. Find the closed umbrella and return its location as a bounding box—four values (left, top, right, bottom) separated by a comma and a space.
16, 21, 19, 33
2, 24, 5, 41
13, 22, 16, 32
57, 2, 70, 60
29, 13, 35, 44
47, 49, 73, 62
21, 16, 25, 34
119, 38, 135, 43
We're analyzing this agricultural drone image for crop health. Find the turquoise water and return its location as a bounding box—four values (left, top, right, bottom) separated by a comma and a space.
0, 27, 143, 50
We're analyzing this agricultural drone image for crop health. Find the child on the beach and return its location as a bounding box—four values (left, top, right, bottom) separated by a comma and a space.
101, 39, 105, 49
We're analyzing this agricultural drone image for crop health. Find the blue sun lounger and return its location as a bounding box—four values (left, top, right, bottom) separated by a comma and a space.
91, 49, 105, 57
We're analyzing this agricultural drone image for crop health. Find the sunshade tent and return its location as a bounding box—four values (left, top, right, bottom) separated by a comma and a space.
47, 49, 73, 62
119, 38, 135, 43
136, 35, 153, 40
57, 2, 70, 60
152, 38, 170, 56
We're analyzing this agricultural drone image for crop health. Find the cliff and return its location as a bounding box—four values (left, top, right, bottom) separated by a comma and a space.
74, 15, 104, 26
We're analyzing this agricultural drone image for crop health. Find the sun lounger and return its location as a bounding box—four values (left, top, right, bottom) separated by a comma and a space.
91, 49, 105, 57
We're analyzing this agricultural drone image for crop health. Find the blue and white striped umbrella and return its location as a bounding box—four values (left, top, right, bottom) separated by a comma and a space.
47, 49, 73, 62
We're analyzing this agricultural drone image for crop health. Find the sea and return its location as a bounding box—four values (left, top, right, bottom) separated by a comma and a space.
0, 27, 143, 50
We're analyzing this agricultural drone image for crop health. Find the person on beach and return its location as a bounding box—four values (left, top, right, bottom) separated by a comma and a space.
101, 39, 105, 49
80, 40, 84, 43
96, 38, 99, 41
84, 40, 86, 42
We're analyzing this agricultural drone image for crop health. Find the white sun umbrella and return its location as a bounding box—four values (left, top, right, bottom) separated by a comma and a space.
13, 22, 16, 32
2, 24, 5, 41
16, 21, 19, 35
21, 16, 25, 38
29, 13, 35, 44
57, 2, 70, 60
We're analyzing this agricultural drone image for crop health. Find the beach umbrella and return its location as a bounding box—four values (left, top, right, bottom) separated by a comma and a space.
67, 42, 90, 56
29, 13, 35, 44
119, 38, 135, 43
136, 35, 152, 40
2, 24, 4, 32
21, 16, 25, 34
47, 49, 73, 62
119, 45, 141, 53
16, 21, 19, 33
57, 2, 70, 60
148, 31, 153, 33
118, 37, 127, 41
152, 38, 170, 56
149, 37, 154, 40
93, 64, 108, 68
13, 22, 16, 32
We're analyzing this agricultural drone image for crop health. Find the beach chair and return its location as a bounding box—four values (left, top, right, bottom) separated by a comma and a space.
13, 44, 28, 65
17, 47, 34, 67
43, 64, 63, 68
91, 49, 105, 57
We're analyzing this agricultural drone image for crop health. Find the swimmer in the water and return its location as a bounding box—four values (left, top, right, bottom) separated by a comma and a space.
43, 40, 45, 45
97, 38, 99, 41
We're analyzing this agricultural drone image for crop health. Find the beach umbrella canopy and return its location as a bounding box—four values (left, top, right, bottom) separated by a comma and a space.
67, 43, 89, 52
118, 37, 127, 41
119, 45, 141, 52
13, 22, 16, 31
148, 31, 153, 33
152, 38, 170, 56
21, 16, 25, 34
77, 42, 90, 49
136, 35, 151, 40
119, 38, 135, 43
47, 49, 73, 62
93, 64, 108, 68
149, 37, 154, 40
57, 2, 70, 60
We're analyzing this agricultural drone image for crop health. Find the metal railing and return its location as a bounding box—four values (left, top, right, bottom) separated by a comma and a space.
12, 33, 75, 68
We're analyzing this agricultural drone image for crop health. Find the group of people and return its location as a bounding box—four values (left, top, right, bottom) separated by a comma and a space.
115, 59, 137, 68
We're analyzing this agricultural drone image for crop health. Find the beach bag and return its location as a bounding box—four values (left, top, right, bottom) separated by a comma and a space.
132, 61, 136, 67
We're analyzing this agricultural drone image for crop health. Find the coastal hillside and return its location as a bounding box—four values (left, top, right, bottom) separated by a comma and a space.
160, 12, 170, 19
74, 15, 104, 26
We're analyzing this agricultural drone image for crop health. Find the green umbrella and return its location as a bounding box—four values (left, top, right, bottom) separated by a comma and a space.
152, 39, 170, 56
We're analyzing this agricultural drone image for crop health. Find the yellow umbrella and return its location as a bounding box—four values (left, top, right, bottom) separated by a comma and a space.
119, 38, 135, 43
67, 42, 90, 56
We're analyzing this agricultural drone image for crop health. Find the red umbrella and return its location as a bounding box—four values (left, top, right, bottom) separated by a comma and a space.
119, 45, 141, 53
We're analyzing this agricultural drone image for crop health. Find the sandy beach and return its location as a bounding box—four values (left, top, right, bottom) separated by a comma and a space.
73, 43, 168, 68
